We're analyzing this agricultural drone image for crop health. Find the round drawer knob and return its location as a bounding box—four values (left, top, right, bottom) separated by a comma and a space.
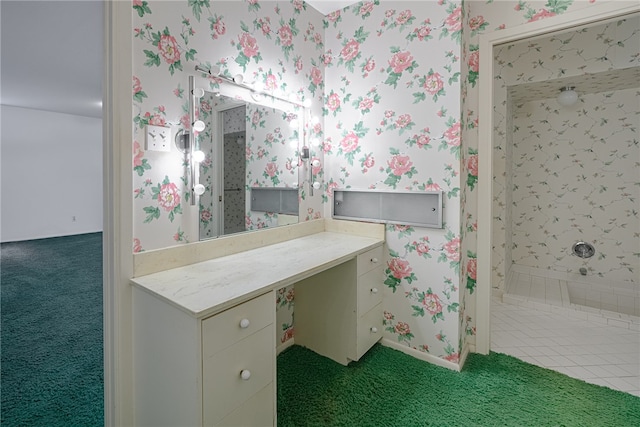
240, 370, 251, 380
370, 327, 378, 333
239, 318, 250, 329
371, 257, 379, 264
370, 287, 378, 294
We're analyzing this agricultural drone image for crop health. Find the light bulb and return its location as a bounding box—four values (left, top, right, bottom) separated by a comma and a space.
192, 87, 205, 98
192, 120, 205, 132
289, 118, 299, 129
233, 74, 243, 84
311, 159, 321, 168
557, 86, 578, 107
193, 184, 206, 196
303, 99, 312, 108
289, 139, 299, 149
192, 150, 205, 163
312, 182, 321, 190
311, 116, 320, 125
311, 137, 321, 147
209, 65, 220, 76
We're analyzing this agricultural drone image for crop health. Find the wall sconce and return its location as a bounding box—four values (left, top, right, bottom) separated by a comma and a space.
557, 86, 578, 107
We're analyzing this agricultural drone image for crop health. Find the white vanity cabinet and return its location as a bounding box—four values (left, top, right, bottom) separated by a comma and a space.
201, 292, 276, 426
131, 223, 385, 426
355, 245, 385, 359
295, 244, 384, 365
132, 289, 276, 427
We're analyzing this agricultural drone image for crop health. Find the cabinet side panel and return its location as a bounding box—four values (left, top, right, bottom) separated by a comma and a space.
294, 260, 357, 365
133, 287, 201, 427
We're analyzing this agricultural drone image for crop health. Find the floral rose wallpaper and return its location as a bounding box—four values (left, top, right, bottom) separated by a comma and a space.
132, 0, 324, 252
323, 1, 463, 362
130, 0, 635, 365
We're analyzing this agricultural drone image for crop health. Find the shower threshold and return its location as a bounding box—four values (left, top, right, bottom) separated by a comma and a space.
503, 269, 639, 332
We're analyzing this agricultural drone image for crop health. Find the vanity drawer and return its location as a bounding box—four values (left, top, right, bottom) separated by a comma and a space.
357, 245, 384, 275
203, 324, 274, 426
357, 267, 383, 316
216, 383, 274, 427
202, 291, 274, 358
356, 303, 382, 361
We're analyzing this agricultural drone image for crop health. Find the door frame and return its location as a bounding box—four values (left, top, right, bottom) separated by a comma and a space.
103, 1, 134, 425
475, 1, 640, 355
211, 101, 246, 237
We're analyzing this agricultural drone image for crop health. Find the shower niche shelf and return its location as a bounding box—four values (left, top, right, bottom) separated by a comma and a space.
332, 189, 443, 229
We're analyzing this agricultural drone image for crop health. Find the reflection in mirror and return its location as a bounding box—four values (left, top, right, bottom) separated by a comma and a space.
197, 92, 301, 240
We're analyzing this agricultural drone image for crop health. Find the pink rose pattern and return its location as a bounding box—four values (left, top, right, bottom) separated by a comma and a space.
132, 0, 590, 360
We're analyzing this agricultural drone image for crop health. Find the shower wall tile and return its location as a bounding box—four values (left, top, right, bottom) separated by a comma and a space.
511, 88, 639, 284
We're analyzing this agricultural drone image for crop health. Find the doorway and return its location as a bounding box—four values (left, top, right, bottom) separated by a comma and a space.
475, 2, 640, 354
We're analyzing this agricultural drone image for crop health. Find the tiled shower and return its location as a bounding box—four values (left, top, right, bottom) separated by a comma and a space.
490, 15, 640, 395
492, 15, 639, 302
503, 85, 640, 324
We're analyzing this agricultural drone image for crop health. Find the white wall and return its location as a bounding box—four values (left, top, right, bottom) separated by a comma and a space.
1, 105, 103, 242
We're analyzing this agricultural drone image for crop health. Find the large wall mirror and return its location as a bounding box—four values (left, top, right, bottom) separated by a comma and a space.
194, 82, 304, 240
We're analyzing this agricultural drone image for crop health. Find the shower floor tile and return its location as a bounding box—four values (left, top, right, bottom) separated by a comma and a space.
492, 298, 640, 397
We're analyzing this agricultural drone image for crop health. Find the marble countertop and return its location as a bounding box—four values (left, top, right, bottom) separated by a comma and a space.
131, 231, 384, 319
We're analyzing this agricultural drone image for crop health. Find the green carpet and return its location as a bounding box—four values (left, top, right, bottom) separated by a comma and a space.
277, 344, 640, 427
1, 233, 104, 427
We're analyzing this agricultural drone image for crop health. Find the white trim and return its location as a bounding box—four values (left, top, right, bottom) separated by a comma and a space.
458, 342, 471, 369
103, 2, 134, 425
276, 338, 296, 355
475, 2, 640, 356
381, 339, 461, 372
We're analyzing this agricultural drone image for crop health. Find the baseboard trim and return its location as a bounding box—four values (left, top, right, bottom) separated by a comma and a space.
277, 338, 295, 355
458, 343, 471, 369
381, 338, 461, 372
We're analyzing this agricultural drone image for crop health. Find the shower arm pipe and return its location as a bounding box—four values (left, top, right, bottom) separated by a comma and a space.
194, 65, 307, 109
188, 75, 197, 206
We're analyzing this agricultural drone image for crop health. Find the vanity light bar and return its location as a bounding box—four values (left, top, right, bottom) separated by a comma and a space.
194, 65, 308, 109
188, 75, 198, 206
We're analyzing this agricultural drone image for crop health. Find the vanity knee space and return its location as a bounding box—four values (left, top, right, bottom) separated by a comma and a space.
294, 243, 384, 366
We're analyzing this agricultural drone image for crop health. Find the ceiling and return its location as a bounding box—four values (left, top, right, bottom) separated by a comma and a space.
0, 0, 103, 119
0, 1, 355, 120
509, 67, 640, 105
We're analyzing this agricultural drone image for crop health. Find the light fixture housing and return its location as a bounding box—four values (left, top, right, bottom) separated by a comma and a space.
557, 86, 578, 107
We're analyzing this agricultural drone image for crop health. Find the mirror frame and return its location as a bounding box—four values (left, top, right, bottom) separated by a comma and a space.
192, 71, 307, 240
